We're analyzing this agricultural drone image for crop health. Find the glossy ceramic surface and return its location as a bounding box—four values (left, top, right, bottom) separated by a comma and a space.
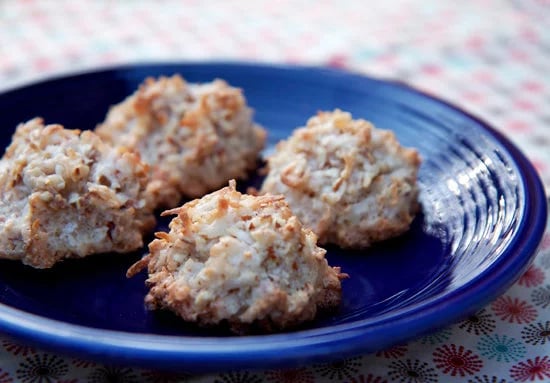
0, 63, 546, 372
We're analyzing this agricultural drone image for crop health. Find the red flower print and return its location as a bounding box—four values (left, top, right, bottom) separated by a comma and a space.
327, 54, 349, 69
433, 344, 483, 377
518, 266, 545, 288
71, 358, 96, 368
0, 369, 12, 383
510, 356, 550, 382
265, 367, 314, 383
491, 296, 537, 324
1, 340, 36, 357
376, 344, 408, 359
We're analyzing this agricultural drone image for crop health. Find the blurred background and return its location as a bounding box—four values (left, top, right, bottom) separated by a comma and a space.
0, 1, 549, 382
1, 0, 549, 190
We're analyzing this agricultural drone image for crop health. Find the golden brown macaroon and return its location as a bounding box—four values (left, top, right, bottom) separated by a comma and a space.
128, 180, 345, 334
96, 75, 267, 208
261, 110, 421, 249
0, 118, 156, 268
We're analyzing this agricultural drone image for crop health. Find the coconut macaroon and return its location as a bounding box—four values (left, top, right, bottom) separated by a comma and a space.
128, 180, 345, 333
261, 110, 421, 249
0, 118, 156, 269
96, 75, 267, 208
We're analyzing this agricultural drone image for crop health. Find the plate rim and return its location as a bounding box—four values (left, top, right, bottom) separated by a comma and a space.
0, 61, 546, 371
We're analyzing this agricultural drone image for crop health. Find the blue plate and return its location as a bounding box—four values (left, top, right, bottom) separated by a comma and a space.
0, 63, 546, 372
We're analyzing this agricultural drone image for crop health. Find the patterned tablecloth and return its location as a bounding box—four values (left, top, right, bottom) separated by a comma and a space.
0, 1, 549, 382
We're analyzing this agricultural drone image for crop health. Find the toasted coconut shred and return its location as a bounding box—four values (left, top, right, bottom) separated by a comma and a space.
0, 118, 156, 268
128, 180, 346, 334
261, 109, 421, 249
96, 75, 267, 208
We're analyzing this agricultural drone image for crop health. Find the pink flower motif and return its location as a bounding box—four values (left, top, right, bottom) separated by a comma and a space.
510, 356, 550, 382
472, 70, 494, 83
433, 344, 483, 377
462, 91, 485, 103
540, 233, 550, 250
327, 54, 349, 69
510, 49, 530, 62
518, 266, 545, 288
506, 120, 532, 133
491, 296, 537, 324
532, 160, 547, 175
514, 99, 536, 111
421, 64, 442, 76
466, 36, 485, 50
521, 80, 544, 93
375, 344, 408, 359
